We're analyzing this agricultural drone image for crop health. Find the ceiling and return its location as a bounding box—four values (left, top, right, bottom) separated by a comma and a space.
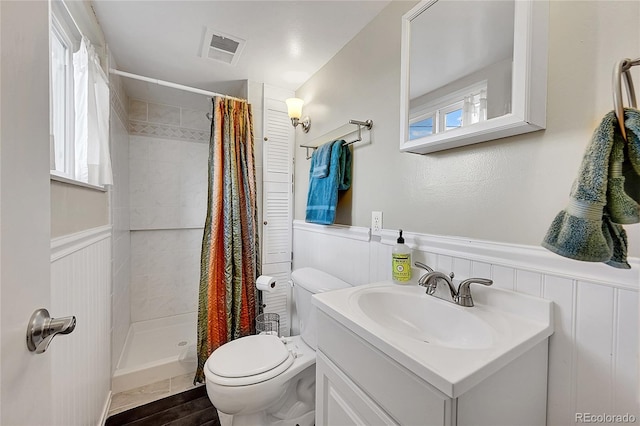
92, 0, 391, 106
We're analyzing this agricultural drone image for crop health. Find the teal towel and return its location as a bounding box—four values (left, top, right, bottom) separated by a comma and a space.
312, 141, 334, 178
542, 109, 640, 268
337, 141, 352, 191
306, 140, 351, 225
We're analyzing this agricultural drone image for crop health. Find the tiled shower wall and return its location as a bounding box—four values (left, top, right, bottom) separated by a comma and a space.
292, 220, 639, 426
110, 71, 131, 372
128, 99, 210, 322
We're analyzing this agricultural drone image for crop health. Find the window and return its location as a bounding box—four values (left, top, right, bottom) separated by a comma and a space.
409, 115, 434, 139
49, 1, 113, 188
50, 5, 78, 178
409, 82, 487, 140
441, 102, 463, 131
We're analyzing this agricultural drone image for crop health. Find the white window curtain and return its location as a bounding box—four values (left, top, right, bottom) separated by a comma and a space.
73, 37, 113, 186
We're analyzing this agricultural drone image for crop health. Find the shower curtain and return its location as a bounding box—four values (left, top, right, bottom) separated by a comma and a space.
195, 96, 259, 383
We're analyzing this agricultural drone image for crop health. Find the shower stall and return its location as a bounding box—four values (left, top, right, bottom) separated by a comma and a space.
111, 77, 222, 393
110, 74, 269, 393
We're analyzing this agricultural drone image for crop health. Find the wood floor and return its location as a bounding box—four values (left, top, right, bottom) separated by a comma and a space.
105, 386, 220, 426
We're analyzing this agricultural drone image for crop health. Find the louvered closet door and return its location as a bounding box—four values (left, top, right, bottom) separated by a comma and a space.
263, 98, 293, 263
262, 95, 294, 336
263, 98, 293, 184
263, 181, 292, 263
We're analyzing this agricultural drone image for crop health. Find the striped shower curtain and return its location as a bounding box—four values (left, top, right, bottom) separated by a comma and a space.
195, 97, 259, 383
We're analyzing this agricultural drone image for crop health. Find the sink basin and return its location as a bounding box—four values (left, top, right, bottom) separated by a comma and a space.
353, 288, 494, 349
313, 281, 554, 398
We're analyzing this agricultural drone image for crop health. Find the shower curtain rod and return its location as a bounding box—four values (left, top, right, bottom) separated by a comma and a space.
108, 69, 241, 100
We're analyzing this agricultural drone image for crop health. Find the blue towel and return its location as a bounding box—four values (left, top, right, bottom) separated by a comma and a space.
306, 140, 351, 225
311, 141, 334, 178
542, 109, 640, 269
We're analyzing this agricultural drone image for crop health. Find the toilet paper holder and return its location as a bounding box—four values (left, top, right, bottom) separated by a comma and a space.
256, 275, 277, 292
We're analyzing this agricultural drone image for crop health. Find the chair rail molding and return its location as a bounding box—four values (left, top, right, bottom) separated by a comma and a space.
293, 220, 371, 242
378, 229, 639, 291
51, 225, 112, 262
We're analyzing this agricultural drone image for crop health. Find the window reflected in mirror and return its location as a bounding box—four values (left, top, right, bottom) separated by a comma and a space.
408, 81, 488, 140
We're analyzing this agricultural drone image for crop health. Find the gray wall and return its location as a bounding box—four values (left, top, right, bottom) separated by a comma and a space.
294, 0, 640, 257
50, 182, 109, 238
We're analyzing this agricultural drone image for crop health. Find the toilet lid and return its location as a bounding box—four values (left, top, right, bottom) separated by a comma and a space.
207, 334, 290, 378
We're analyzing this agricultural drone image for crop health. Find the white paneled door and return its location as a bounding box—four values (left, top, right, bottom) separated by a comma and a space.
0, 1, 54, 424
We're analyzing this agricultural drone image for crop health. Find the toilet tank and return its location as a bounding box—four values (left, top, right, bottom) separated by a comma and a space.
291, 268, 351, 350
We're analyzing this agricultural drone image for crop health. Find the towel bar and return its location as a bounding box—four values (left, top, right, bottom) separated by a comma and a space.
300, 119, 373, 160
613, 57, 640, 141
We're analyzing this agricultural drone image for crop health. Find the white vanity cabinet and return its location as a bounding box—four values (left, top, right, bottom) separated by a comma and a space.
315, 310, 550, 426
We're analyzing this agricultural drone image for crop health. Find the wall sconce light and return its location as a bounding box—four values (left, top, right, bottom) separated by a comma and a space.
285, 98, 310, 133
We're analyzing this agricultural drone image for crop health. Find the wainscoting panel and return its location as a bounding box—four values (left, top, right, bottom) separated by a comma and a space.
292, 221, 371, 286
292, 220, 639, 426
574, 283, 615, 415
50, 226, 112, 426
615, 290, 639, 416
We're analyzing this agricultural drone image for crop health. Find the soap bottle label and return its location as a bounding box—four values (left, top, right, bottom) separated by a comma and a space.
392, 254, 411, 282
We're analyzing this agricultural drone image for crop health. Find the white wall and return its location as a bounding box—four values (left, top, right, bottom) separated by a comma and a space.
293, 0, 640, 258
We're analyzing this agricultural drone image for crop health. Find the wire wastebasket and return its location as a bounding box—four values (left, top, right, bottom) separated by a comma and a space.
256, 312, 280, 336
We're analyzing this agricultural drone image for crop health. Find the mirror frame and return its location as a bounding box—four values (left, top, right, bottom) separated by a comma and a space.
399, 0, 549, 154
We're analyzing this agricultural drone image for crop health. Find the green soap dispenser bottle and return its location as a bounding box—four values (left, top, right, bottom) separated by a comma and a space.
392, 229, 412, 284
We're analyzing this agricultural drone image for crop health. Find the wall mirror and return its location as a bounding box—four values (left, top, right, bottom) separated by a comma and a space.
399, 0, 548, 154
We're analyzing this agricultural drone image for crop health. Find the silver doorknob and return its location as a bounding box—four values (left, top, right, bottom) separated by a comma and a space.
26, 308, 76, 354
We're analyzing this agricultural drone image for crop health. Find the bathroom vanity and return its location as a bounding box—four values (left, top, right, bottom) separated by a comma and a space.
312, 283, 553, 425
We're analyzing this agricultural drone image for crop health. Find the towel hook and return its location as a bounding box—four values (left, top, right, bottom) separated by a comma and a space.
613, 57, 640, 141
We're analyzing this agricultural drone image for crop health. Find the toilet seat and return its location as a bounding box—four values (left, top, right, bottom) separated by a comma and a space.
206, 334, 295, 386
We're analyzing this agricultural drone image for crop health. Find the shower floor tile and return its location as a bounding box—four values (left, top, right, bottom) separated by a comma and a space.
109, 373, 202, 417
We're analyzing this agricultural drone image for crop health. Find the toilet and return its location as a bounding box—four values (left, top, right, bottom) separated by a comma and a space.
204, 267, 351, 426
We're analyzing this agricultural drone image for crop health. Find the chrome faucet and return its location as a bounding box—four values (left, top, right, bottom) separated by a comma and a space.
419, 270, 457, 298
456, 278, 494, 307
414, 261, 434, 274
418, 271, 493, 307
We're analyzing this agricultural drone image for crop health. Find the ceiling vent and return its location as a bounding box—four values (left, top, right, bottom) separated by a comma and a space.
201, 28, 246, 66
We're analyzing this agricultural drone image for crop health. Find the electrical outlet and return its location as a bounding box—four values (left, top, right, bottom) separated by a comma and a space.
371, 211, 383, 235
